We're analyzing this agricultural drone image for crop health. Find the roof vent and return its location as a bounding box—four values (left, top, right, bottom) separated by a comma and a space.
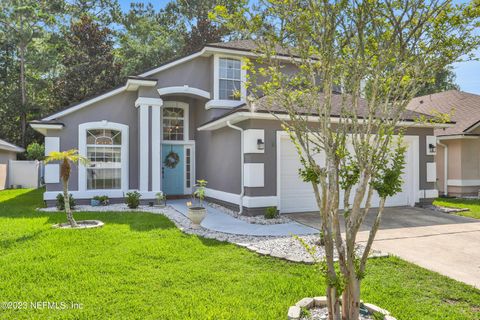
419, 100, 424, 104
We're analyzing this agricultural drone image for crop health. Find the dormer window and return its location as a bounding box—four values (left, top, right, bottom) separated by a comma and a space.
219, 58, 241, 100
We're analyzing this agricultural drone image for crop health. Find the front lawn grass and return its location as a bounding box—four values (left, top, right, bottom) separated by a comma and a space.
0, 189, 479, 319
433, 197, 480, 219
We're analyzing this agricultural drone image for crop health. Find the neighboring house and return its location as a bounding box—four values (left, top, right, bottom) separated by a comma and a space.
408, 90, 480, 197
31, 40, 445, 214
0, 139, 25, 190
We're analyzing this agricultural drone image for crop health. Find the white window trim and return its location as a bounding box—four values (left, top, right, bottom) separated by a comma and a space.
211, 54, 247, 108
184, 144, 195, 195
162, 101, 189, 142
78, 121, 129, 193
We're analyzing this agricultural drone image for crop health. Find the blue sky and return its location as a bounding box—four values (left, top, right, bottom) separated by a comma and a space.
118, 0, 480, 94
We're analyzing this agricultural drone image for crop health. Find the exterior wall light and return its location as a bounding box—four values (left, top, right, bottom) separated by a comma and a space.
257, 138, 265, 150
428, 143, 436, 154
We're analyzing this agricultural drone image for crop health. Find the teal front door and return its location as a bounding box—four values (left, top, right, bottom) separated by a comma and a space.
162, 145, 184, 195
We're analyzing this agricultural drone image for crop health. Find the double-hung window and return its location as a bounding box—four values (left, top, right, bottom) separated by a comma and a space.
86, 129, 122, 190
219, 58, 241, 100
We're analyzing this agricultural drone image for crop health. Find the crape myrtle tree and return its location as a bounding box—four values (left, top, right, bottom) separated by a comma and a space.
215, 1, 479, 319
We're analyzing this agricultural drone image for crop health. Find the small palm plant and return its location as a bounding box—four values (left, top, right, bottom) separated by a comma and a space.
193, 179, 207, 208
45, 149, 89, 228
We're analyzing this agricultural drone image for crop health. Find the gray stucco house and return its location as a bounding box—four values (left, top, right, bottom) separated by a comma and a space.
31, 40, 444, 214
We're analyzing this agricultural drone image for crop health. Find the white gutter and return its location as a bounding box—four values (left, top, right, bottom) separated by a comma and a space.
437, 135, 480, 140
438, 140, 448, 196
198, 112, 455, 131
226, 121, 244, 214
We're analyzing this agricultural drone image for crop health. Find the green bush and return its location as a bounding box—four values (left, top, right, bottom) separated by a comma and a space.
56, 193, 75, 210
93, 195, 109, 205
264, 206, 279, 219
125, 191, 141, 209
26, 142, 45, 160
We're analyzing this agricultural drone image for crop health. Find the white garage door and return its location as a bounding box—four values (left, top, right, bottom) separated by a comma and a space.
278, 135, 418, 213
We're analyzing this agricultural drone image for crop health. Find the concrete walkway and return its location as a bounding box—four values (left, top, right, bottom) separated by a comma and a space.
289, 207, 480, 288
168, 200, 319, 236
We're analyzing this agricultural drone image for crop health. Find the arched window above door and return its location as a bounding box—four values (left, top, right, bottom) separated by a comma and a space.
162, 102, 188, 141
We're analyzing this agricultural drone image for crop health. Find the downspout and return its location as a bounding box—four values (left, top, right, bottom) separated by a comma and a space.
227, 121, 244, 214
438, 141, 448, 196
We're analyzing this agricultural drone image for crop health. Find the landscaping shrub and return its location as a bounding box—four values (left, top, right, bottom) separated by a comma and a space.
56, 193, 75, 210
26, 142, 45, 160
125, 191, 141, 209
93, 195, 109, 206
264, 206, 279, 219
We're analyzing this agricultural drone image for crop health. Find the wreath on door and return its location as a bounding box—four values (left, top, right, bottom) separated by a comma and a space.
164, 150, 180, 168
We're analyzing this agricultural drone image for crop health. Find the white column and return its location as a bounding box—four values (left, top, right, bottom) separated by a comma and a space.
135, 97, 163, 192
151, 104, 162, 191
139, 105, 149, 191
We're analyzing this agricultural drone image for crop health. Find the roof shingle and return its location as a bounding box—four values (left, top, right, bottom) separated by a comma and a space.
202, 92, 433, 127
407, 90, 480, 136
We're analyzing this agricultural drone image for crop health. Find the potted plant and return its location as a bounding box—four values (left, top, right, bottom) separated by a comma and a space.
187, 179, 207, 227
91, 197, 101, 207
92, 195, 109, 206
155, 192, 166, 207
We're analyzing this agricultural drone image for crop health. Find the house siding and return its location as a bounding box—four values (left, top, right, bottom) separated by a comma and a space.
39, 50, 439, 212
437, 138, 480, 197
239, 120, 435, 197
150, 56, 212, 94
194, 119, 436, 215
45, 90, 139, 193
194, 101, 241, 195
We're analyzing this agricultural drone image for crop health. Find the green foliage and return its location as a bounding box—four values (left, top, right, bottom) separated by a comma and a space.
300, 307, 311, 318
156, 192, 166, 201
264, 206, 279, 219
214, 2, 480, 318
416, 66, 460, 96
56, 193, 75, 211
338, 151, 360, 191
372, 311, 385, 320
125, 191, 141, 209
25, 142, 44, 160
0, 189, 480, 319
298, 165, 321, 184
0, 0, 248, 148
193, 179, 208, 207
54, 14, 122, 108
116, 2, 185, 76
93, 195, 109, 205
167, 0, 244, 54
371, 139, 407, 199
433, 198, 480, 220
0, 0, 65, 146
44, 149, 89, 181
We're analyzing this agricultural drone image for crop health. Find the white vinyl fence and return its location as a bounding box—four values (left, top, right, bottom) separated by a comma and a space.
8, 160, 44, 189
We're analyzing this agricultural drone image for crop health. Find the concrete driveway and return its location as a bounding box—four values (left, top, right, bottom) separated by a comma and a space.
288, 207, 480, 288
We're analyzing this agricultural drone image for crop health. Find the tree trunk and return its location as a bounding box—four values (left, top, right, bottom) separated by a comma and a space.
63, 178, 77, 228
19, 17, 27, 147
342, 276, 361, 320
